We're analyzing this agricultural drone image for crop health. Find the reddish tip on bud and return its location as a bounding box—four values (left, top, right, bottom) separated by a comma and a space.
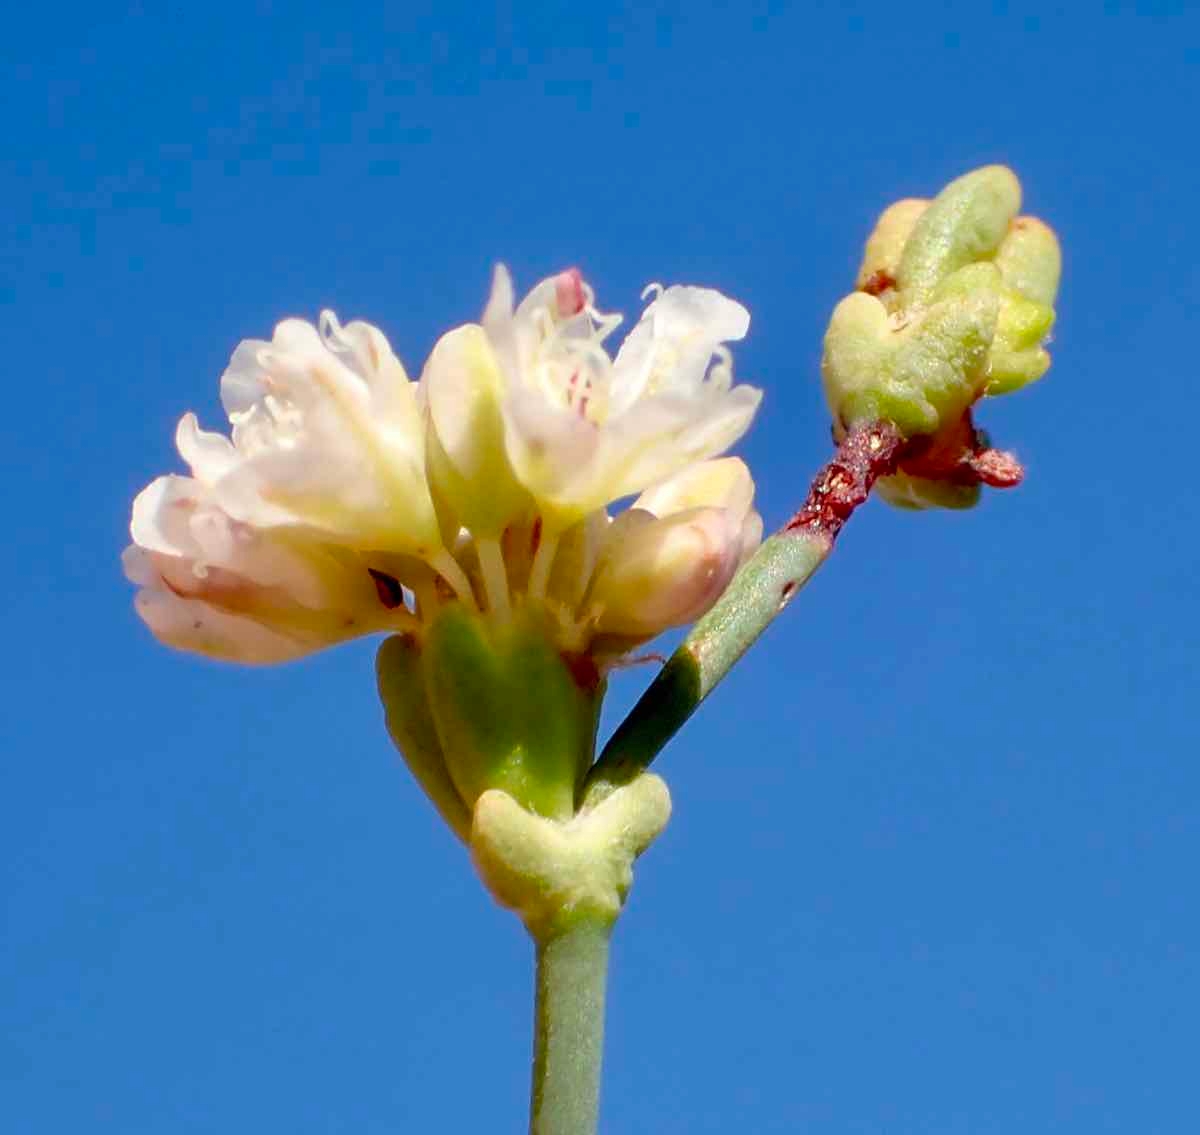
555, 268, 587, 317
970, 447, 1025, 488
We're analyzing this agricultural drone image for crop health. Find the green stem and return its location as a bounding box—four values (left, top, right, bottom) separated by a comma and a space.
530, 920, 612, 1135
583, 529, 831, 803
583, 421, 905, 805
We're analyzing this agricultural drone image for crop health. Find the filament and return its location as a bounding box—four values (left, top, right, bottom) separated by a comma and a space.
476, 538, 511, 621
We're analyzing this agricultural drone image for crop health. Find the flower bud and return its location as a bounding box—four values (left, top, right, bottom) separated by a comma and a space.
588, 459, 761, 638
823, 165, 1060, 510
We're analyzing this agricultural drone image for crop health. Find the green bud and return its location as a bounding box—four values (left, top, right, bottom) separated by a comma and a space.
822, 165, 1060, 512
897, 165, 1022, 307
421, 604, 599, 821
470, 775, 671, 939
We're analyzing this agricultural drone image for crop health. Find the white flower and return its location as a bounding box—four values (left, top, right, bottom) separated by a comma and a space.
180, 313, 451, 565
123, 475, 408, 664
425, 267, 761, 537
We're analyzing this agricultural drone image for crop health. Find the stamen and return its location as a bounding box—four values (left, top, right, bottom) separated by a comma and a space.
589, 308, 624, 343
527, 528, 560, 601
410, 577, 439, 620
318, 310, 341, 343
564, 510, 604, 610
430, 549, 478, 610
708, 345, 735, 390
476, 538, 512, 621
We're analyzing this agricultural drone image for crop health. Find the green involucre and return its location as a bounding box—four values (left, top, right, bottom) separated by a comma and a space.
420, 604, 598, 821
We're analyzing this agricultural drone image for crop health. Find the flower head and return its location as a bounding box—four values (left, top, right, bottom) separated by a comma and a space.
125, 269, 761, 667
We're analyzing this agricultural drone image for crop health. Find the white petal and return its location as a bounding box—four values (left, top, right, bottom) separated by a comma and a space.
500, 385, 601, 522
482, 264, 520, 382
205, 316, 442, 553
129, 476, 378, 612
423, 324, 529, 535
611, 286, 750, 414
130, 475, 206, 558
633, 457, 756, 521
176, 413, 239, 485
582, 385, 762, 507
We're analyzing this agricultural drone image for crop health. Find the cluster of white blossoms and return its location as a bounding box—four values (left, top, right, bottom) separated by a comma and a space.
124, 267, 763, 665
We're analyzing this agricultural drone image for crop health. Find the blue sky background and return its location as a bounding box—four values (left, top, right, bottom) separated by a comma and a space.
4, 2, 1198, 1131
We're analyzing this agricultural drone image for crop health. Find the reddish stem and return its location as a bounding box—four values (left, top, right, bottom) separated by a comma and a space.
786, 421, 908, 541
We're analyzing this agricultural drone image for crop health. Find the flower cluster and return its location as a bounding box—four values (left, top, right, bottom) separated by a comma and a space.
821, 165, 1060, 509
125, 268, 762, 665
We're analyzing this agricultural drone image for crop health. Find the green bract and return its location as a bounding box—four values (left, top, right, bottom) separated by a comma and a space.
471, 775, 671, 939
377, 606, 601, 825
822, 164, 1061, 510
377, 611, 671, 942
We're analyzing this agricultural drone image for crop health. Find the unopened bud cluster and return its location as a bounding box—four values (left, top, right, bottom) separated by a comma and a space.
822, 165, 1061, 509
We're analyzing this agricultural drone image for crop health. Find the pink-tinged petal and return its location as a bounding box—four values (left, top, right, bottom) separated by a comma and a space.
130, 475, 346, 609
589, 506, 746, 638
133, 586, 319, 664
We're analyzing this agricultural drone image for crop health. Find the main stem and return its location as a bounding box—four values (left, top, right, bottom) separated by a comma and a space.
530, 920, 612, 1135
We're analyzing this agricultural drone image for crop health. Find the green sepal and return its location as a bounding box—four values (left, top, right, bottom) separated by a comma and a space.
856, 198, 928, 296
932, 262, 1054, 395
422, 604, 598, 821
823, 289, 999, 438
376, 634, 471, 842
995, 216, 1062, 307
